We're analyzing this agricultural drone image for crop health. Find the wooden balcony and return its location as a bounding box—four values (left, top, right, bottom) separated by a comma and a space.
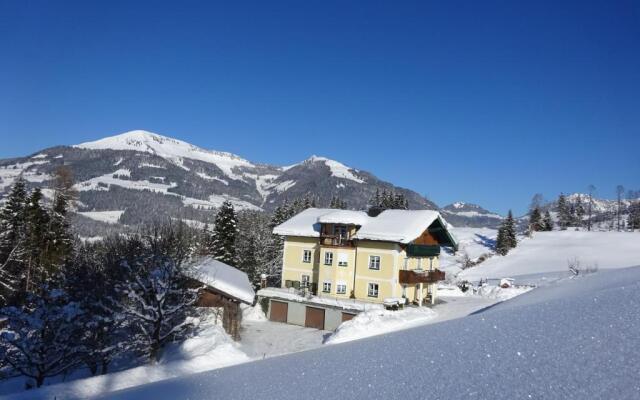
406, 244, 440, 257
399, 269, 445, 284
319, 235, 355, 247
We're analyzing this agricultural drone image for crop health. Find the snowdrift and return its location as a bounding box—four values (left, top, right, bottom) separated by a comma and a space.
92, 266, 640, 400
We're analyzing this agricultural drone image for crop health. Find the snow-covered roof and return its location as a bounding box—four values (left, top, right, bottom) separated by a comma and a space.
352, 210, 440, 244
185, 257, 255, 304
273, 208, 458, 247
272, 208, 327, 237
316, 210, 369, 226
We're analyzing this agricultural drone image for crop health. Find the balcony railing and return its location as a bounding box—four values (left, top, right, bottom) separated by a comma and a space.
406, 244, 440, 257
319, 234, 355, 247
399, 269, 445, 284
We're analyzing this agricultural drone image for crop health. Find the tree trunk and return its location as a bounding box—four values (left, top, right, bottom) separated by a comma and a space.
36, 373, 45, 388
100, 359, 110, 375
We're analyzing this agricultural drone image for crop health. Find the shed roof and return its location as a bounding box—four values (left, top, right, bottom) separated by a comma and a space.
185, 257, 255, 304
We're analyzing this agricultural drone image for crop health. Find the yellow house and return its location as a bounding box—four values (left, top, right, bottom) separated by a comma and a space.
273, 208, 458, 306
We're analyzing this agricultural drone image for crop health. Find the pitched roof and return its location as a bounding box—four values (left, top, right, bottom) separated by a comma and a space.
185, 257, 255, 304
273, 208, 458, 248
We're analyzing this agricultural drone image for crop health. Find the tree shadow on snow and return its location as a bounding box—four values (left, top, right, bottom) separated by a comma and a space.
475, 234, 496, 250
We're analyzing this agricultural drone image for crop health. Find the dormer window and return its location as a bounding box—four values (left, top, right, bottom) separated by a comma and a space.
334, 224, 348, 239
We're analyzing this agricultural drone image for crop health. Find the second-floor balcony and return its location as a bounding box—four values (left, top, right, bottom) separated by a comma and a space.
399, 269, 445, 284
319, 234, 355, 247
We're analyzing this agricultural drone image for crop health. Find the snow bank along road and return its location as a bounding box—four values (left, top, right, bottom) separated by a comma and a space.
95, 266, 640, 400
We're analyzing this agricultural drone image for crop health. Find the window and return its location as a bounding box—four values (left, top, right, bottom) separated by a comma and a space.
323, 281, 332, 293
369, 255, 381, 270
336, 283, 347, 294
302, 250, 312, 263
334, 224, 348, 238
301, 275, 310, 288
324, 251, 333, 265
368, 283, 379, 297
337, 253, 348, 267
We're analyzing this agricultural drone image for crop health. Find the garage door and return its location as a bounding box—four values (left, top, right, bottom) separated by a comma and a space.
341, 312, 356, 322
269, 300, 288, 323
305, 306, 325, 330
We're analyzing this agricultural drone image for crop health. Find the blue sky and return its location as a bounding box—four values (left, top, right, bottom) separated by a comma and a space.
1, 0, 638, 214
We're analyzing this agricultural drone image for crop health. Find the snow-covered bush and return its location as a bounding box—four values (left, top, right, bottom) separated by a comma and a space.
107, 253, 199, 362
0, 288, 84, 388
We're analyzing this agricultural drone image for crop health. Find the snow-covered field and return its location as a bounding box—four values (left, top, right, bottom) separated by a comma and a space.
88, 266, 640, 400
459, 230, 640, 281
77, 210, 125, 224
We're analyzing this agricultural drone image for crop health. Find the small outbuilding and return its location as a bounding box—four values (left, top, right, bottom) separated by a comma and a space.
185, 257, 255, 340
500, 278, 515, 288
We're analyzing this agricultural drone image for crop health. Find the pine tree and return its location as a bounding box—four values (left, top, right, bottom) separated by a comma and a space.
211, 201, 238, 266
542, 210, 554, 231
529, 206, 543, 232
574, 194, 585, 228
41, 167, 76, 280
616, 185, 625, 231
556, 193, 571, 230
0, 177, 28, 306
504, 210, 517, 249
329, 195, 347, 209
22, 187, 49, 297
628, 201, 640, 231
495, 225, 509, 256
495, 210, 517, 255
372, 188, 381, 207
587, 185, 596, 231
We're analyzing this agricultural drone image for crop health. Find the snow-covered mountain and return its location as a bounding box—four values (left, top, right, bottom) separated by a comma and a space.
440, 202, 504, 228
75, 130, 256, 182
0, 130, 438, 234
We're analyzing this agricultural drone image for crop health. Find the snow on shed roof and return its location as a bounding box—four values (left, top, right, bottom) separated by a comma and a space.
273, 208, 458, 247
185, 257, 255, 304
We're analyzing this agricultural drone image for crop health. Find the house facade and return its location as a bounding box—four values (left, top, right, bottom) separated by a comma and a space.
273, 208, 458, 305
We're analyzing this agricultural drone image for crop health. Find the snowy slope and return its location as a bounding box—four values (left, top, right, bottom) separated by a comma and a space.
459, 231, 640, 281
86, 266, 640, 400
75, 130, 254, 181
439, 226, 498, 275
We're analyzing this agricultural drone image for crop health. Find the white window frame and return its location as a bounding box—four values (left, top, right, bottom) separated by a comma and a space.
302, 249, 312, 263
337, 252, 348, 267
322, 281, 332, 293
368, 283, 379, 298
368, 255, 381, 270
324, 251, 333, 266
336, 282, 347, 294
301, 274, 310, 288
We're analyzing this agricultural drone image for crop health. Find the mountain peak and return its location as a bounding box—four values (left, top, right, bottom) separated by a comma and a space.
286, 155, 364, 183
74, 130, 254, 179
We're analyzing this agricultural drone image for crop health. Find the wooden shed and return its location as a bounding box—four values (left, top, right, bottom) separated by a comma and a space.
185, 257, 256, 340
